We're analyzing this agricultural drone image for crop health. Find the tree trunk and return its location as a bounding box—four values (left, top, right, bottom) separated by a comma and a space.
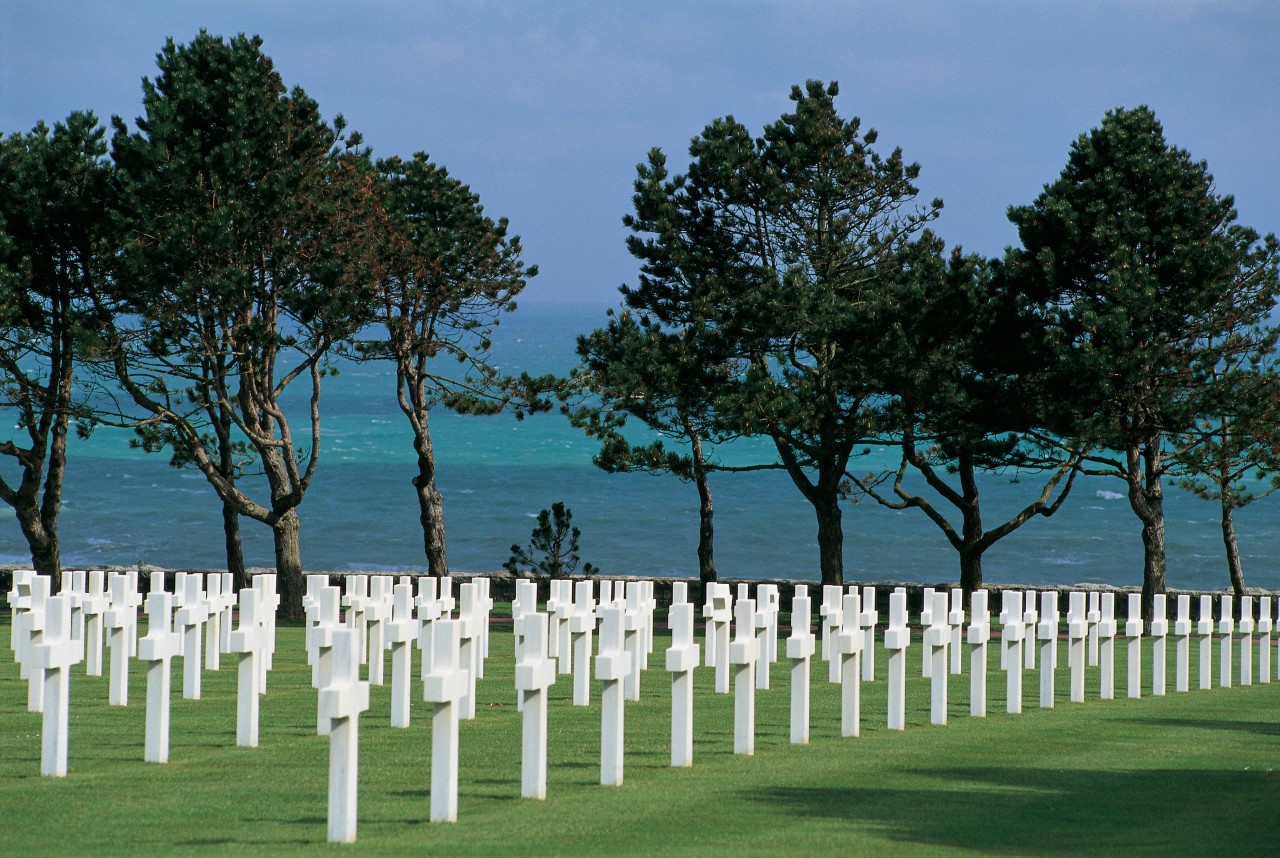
958, 453, 983, 597
1222, 497, 1246, 597
412, 421, 449, 577
1128, 439, 1167, 627
813, 490, 844, 586
217, 408, 248, 590
959, 550, 982, 599
223, 502, 248, 591
16, 506, 61, 591
690, 429, 716, 583
1138, 508, 1167, 626
20, 378, 72, 593
272, 509, 304, 619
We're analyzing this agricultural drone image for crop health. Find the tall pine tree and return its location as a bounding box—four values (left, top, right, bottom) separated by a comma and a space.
1006, 106, 1280, 621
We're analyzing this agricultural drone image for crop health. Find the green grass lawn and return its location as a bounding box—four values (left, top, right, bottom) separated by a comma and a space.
2, 615, 1277, 856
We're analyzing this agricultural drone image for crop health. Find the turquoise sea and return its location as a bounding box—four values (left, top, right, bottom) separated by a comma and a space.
3, 304, 1277, 592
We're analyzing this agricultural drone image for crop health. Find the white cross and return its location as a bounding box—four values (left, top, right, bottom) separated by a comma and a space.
515, 611, 556, 799
623, 583, 645, 701
23, 574, 52, 713
65, 570, 87, 646
343, 575, 371, 666
1020, 589, 1038, 672
884, 588, 910, 731
753, 586, 775, 691
1173, 594, 1191, 693
1097, 592, 1117, 700
1218, 595, 1236, 688
253, 575, 279, 690
8, 570, 33, 664
666, 601, 701, 765
705, 583, 733, 694
1151, 594, 1170, 696
415, 575, 441, 687
950, 587, 967, 675
758, 583, 780, 670
639, 580, 657, 671
176, 573, 209, 700
104, 572, 136, 706
549, 579, 573, 675
318, 627, 370, 844
473, 576, 494, 679
81, 571, 109, 677
365, 576, 394, 687
860, 586, 878, 681
1036, 591, 1059, 709
313, 585, 342, 705
1125, 592, 1144, 699
925, 589, 950, 725
1258, 596, 1273, 684
921, 587, 937, 678
835, 590, 863, 736
1239, 596, 1255, 687
423, 618, 466, 823
1000, 590, 1025, 713
139, 591, 181, 763
215, 573, 235, 656
570, 580, 597, 707
1086, 591, 1101, 667
204, 573, 226, 671
728, 596, 759, 755
303, 574, 327, 671
819, 584, 843, 683
596, 604, 629, 784
1197, 594, 1214, 690
1067, 591, 1087, 703
386, 580, 418, 728
968, 589, 991, 717
229, 588, 269, 747
785, 587, 815, 745
512, 579, 539, 711
456, 583, 482, 720
31, 594, 84, 776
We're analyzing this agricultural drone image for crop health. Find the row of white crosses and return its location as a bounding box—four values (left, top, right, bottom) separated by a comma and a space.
140, 571, 276, 761
967, 588, 1277, 721
8, 569, 278, 776
307, 574, 668, 840
15, 570, 1274, 842
812, 585, 1277, 736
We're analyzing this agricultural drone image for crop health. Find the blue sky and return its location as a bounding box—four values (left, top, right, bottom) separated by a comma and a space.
3, 1, 1277, 307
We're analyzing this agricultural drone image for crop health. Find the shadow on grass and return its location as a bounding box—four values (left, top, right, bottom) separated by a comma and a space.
750, 767, 1279, 855
242, 814, 327, 828
1128, 717, 1280, 738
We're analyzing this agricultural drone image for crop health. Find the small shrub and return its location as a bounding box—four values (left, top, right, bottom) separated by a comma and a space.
503, 501, 599, 579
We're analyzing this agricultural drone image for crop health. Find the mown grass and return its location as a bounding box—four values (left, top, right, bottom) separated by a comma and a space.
2, 614, 1277, 856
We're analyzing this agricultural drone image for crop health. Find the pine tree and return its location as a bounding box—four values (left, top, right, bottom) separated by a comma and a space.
1006, 106, 1280, 621
504, 502, 599, 580
0, 112, 113, 588
353, 153, 541, 577
104, 33, 374, 617
617, 81, 941, 585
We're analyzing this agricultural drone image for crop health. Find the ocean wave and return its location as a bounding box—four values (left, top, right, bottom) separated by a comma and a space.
1094, 490, 1124, 500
